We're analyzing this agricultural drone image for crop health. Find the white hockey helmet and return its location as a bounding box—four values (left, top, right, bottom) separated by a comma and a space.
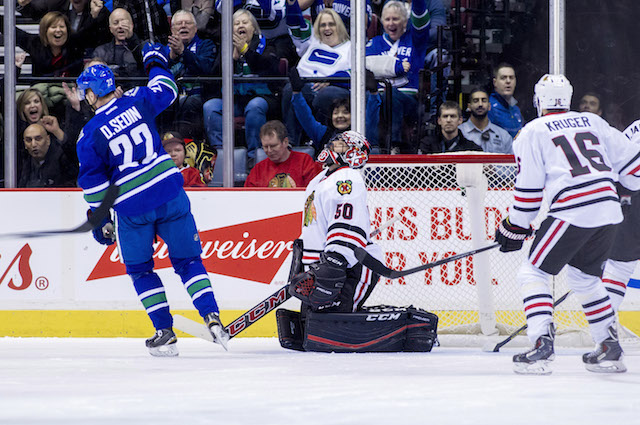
317, 131, 371, 169
533, 74, 573, 117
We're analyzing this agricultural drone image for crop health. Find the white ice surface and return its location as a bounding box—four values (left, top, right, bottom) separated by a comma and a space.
1, 337, 639, 425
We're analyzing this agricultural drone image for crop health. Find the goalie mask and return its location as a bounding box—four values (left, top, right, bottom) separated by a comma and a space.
533, 74, 573, 117
317, 131, 371, 169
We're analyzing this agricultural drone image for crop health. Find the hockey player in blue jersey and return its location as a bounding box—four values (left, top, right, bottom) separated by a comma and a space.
75, 43, 229, 356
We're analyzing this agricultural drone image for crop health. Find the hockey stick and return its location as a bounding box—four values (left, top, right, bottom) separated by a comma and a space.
354, 243, 500, 279
489, 290, 572, 352
173, 217, 400, 342
0, 184, 119, 239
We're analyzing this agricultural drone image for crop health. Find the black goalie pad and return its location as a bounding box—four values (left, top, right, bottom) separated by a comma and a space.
302, 306, 439, 353
276, 309, 305, 351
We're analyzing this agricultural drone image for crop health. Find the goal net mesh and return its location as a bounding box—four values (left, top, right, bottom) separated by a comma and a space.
362, 154, 593, 347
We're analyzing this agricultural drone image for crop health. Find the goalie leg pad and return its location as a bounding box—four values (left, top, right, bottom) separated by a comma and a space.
302, 306, 438, 353
276, 309, 305, 351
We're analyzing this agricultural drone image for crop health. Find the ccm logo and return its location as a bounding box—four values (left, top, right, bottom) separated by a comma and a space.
366, 313, 401, 321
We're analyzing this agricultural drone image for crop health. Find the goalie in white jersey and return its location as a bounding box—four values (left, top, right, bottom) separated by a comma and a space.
289, 130, 382, 312
495, 74, 640, 375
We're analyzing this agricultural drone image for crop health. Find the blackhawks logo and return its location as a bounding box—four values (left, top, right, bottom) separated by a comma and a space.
336, 180, 352, 195
303, 191, 317, 227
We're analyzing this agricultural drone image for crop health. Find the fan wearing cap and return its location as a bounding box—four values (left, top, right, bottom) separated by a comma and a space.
162, 133, 205, 187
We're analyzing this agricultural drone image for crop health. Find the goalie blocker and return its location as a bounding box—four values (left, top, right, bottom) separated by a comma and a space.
276, 306, 438, 353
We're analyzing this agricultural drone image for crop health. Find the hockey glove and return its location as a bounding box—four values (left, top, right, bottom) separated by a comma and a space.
289, 67, 305, 92
494, 217, 533, 252
289, 251, 347, 311
87, 209, 115, 246
142, 42, 170, 73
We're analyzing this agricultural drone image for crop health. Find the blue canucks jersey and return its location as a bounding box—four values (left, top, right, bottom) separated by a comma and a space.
76, 67, 183, 216
365, 0, 430, 94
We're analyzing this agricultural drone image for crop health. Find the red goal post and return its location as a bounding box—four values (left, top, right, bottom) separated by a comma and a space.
362, 153, 592, 347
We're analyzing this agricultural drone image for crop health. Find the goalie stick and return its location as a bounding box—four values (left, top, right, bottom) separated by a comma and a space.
173, 216, 401, 344
0, 184, 119, 239
489, 290, 572, 352
353, 243, 500, 279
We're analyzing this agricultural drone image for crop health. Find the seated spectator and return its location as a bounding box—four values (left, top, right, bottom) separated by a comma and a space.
183, 0, 218, 41
487, 62, 523, 138
283, 2, 352, 145
290, 69, 382, 153
245, 120, 321, 187
418, 101, 482, 154
422, 0, 450, 119
203, 9, 280, 164
366, 0, 430, 153
113, 0, 171, 43
459, 87, 513, 153
18, 123, 78, 188
16, 0, 111, 48
578, 92, 603, 116
164, 9, 217, 139
162, 133, 206, 187
92, 8, 145, 84
216, 0, 296, 63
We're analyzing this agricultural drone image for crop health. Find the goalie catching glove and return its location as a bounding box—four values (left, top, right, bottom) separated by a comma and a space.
289, 251, 347, 311
494, 217, 533, 252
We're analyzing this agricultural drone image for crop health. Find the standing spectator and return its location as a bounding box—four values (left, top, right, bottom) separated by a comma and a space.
17, 0, 111, 48
162, 133, 206, 187
93, 8, 145, 83
283, 2, 352, 145
459, 87, 513, 153
165, 9, 217, 138
578, 92, 603, 116
245, 120, 321, 187
13, 11, 86, 77
18, 123, 78, 188
301, 0, 373, 34
488, 63, 524, 138
203, 9, 279, 164
113, 0, 171, 43
366, 0, 430, 153
417, 101, 482, 154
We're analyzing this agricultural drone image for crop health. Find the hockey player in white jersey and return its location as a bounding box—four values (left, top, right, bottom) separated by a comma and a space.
600, 122, 640, 313
495, 74, 640, 374
290, 130, 382, 312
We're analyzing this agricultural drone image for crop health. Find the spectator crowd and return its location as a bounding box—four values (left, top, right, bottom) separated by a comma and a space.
0, 0, 612, 188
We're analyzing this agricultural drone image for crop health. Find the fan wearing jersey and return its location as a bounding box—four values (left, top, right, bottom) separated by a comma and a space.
75, 44, 229, 357
366, 0, 430, 153
283, 1, 352, 145
495, 74, 640, 375
289, 131, 383, 313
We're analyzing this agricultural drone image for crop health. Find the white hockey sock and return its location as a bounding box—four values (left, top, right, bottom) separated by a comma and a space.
601, 259, 636, 311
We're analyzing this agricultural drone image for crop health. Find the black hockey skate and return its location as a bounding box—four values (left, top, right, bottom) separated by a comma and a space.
513, 323, 555, 375
146, 328, 178, 357
582, 326, 626, 373
205, 312, 230, 351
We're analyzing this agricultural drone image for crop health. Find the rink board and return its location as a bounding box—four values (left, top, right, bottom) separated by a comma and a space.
0, 189, 639, 337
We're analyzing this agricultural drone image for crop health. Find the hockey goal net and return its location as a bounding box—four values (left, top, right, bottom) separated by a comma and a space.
362, 153, 594, 348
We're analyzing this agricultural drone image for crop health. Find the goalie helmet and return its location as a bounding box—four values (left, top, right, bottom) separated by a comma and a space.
533, 74, 573, 117
76, 64, 116, 100
317, 131, 371, 169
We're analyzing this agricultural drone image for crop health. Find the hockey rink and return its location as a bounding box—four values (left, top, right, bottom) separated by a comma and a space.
1, 337, 638, 425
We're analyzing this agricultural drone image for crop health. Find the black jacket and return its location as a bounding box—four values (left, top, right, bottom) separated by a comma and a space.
18, 139, 78, 188
418, 130, 483, 154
